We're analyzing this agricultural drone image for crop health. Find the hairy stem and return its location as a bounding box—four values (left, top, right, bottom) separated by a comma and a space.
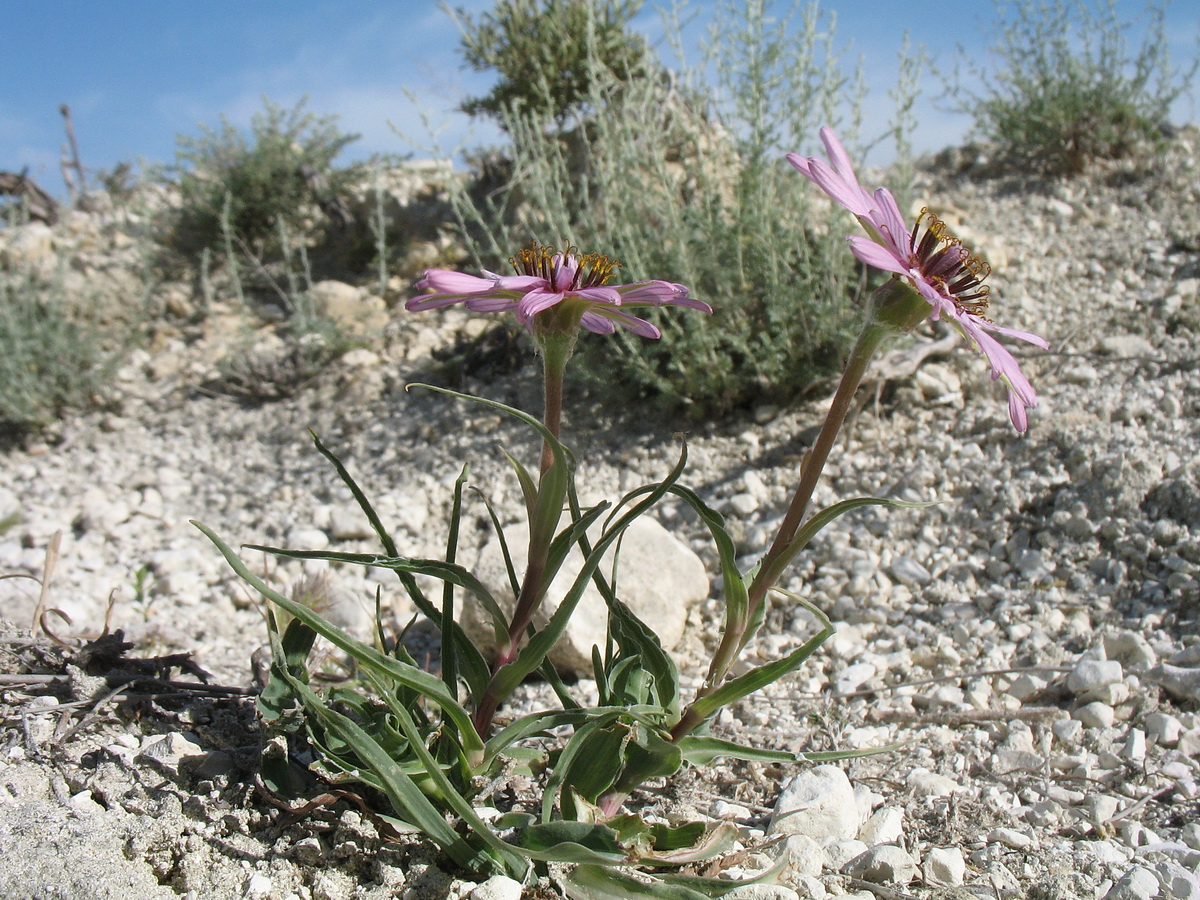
668, 279, 927, 743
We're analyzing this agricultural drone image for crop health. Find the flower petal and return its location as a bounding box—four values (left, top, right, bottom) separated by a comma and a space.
819, 126, 859, 189
595, 308, 662, 339
571, 286, 622, 305
464, 296, 520, 313
580, 311, 617, 334
847, 236, 908, 275
494, 274, 548, 291
406, 293, 468, 311
807, 159, 874, 217
517, 289, 564, 319
417, 270, 496, 293
978, 320, 1051, 349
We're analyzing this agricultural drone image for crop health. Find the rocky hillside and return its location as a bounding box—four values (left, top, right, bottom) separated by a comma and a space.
1, 132, 1199, 899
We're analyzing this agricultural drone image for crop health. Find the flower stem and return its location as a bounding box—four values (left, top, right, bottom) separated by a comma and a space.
473, 333, 574, 737
668, 279, 928, 743
743, 321, 887, 610
539, 336, 569, 477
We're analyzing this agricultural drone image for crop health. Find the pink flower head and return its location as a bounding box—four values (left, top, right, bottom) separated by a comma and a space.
787, 127, 1049, 433
408, 242, 711, 339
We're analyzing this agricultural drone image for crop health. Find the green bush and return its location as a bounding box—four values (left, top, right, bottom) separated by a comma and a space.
450, 0, 652, 129
450, 0, 914, 417
954, 0, 1197, 174
171, 96, 359, 262
0, 262, 117, 435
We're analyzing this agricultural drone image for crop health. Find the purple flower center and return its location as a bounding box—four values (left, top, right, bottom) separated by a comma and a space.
909, 208, 992, 319
509, 242, 621, 291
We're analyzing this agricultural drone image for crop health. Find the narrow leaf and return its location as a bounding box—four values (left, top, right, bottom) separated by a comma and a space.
193, 521, 485, 765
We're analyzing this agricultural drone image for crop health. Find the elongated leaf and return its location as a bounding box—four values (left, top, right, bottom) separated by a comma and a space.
542, 500, 609, 596
499, 447, 537, 522
520, 821, 623, 856
734, 494, 934, 654
412, 382, 573, 575
258, 615, 317, 727
687, 592, 834, 723
471, 486, 521, 602
309, 430, 398, 557
640, 822, 738, 866
306, 431, 490, 705
606, 725, 683, 802
657, 855, 789, 895
489, 441, 690, 701
440, 464, 473, 711
245, 546, 499, 692
385, 690, 626, 867
566, 866, 714, 900
560, 723, 630, 817
273, 664, 493, 874
605, 594, 678, 716
676, 736, 797, 766
540, 710, 624, 822
193, 521, 486, 766
802, 741, 909, 761
483, 706, 642, 766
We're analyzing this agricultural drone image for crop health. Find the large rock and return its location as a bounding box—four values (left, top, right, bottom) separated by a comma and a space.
768, 765, 859, 844
467, 515, 708, 675
304, 280, 388, 333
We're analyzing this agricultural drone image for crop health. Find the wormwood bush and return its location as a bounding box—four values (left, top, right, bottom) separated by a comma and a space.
0, 262, 114, 435
954, 0, 1198, 174
451, 0, 908, 416
171, 96, 359, 262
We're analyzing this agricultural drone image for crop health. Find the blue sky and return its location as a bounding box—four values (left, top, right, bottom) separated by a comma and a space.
3, 1, 1198, 199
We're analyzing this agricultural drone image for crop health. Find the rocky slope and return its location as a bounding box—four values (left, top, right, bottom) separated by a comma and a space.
1, 133, 1199, 899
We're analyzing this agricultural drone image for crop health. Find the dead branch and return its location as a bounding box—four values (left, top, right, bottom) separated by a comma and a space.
0, 170, 59, 225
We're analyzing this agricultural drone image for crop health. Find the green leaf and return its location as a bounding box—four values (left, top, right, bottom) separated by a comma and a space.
384, 686, 627, 867
257, 614, 317, 727
305, 430, 491, 703
309, 430, 399, 557
782, 495, 937, 563
658, 483, 746, 646
192, 521, 486, 767
676, 736, 798, 766
542, 500, 609, 596
483, 707, 616, 765
244, 546, 495, 700
560, 723, 631, 817
657, 854, 789, 895
412, 382, 573, 571
566, 866, 714, 900
801, 741, 910, 762
606, 725, 683, 802
688, 591, 834, 723
499, 446, 537, 522
471, 486, 522, 603
641, 822, 738, 866
520, 821, 623, 856
489, 440, 690, 702
441, 465, 471, 703
541, 711, 624, 822
271, 663, 496, 875
605, 594, 679, 716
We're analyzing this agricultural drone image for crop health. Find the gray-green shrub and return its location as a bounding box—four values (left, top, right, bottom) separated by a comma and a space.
449, 0, 916, 417
0, 261, 116, 434
953, 0, 1197, 174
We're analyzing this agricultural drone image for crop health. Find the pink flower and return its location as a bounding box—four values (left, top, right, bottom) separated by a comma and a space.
408, 242, 711, 339
787, 128, 1049, 433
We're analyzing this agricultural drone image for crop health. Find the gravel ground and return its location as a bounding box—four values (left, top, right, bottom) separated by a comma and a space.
2, 133, 1200, 900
